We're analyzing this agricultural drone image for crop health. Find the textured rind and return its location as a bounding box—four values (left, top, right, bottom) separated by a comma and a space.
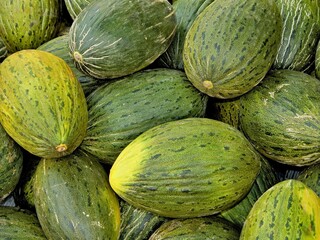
273, 0, 320, 71
0, 0, 61, 53
149, 216, 240, 239
297, 163, 320, 197
157, 0, 215, 70
69, 0, 177, 79
239, 69, 320, 166
119, 200, 167, 240
183, 0, 282, 99
315, 40, 320, 79
0, 124, 23, 202
240, 179, 320, 239
0, 49, 88, 158
0, 206, 46, 239
220, 156, 279, 228
33, 151, 121, 240
64, 0, 93, 20
110, 118, 261, 218
38, 34, 102, 96
80, 68, 208, 165
0, 37, 7, 62
210, 97, 242, 130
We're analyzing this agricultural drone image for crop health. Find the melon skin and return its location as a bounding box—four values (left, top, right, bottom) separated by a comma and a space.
0, 0, 61, 53
239, 69, 320, 166
0, 49, 88, 159
33, 151, 121, 240
240, 179, 320, 239
183, 0, 282, 99
110, 118, 261, 218
0, 124, 23, 202
69, 0, 177, 79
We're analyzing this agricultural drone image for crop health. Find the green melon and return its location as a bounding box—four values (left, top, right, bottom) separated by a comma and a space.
239, 69, 320, 166
297, 163, 320, 197
0, 124, 23, 202
273, 0, 320, 71
80, 68, 208, 165
0, 49, 88, 158
33, 150, 120, 240
64, 0, 94, 20
149, 216, 240, 239
110, 118, 261, 218
119, 200, 167, 240
38, 34, 102, 96
219, 156, 279, 228
183, 0, 282, 98
156, 0, 215, 70
69, 0, 177, 79
240, 179, 320, 239
0, 206, 46, 239
0, 0, 61, 53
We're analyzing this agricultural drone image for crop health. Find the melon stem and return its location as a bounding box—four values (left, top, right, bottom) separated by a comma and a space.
73, 51, 83, 64
55, 144, 68, 152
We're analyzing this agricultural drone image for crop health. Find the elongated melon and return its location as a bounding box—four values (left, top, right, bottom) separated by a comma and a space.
0, 49, 88, 158
110, 118, 261, 218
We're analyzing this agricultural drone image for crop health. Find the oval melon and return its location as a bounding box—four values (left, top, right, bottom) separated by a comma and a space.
0, 49, 88, 158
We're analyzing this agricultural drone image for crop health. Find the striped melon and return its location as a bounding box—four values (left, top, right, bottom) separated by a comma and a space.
0, 0, 61, 53
69, 0, 177, 79
240, 179, 320, 239
297, 163, 320, 197
0, 49, 88, 158
64, 0, 93, 20
33, 150, 121, 239
119, 200, 167, 240
110, 118, 261, 218
0, 206, 46, 239
183, 0, 282, 99
0, 124, 23, 202
273, 0, 320, 71
38, 34, 102, 96
239, 69, 320, 166
149, 216, 240, 239
156, 0, 215, 70
80, 68, 208, 165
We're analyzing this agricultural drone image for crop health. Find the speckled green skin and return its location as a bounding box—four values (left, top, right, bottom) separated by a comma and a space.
149, 216, 240, 239
297, 163, 320, 197
157, 0, 214, 70
38, 34, 102, 96
220, 156, 279, 228
110, 118, 261, 218
0, 206, 47, 239
33, 151, 121, 240
0, 0, 61, 53
64, 0, 93, 20
119, 200, 167, 240
0, 49, 88, 158
273, 0, 320, 71
0, 124, 23, 202
183, 0, 282, 99
80, 68, 208, 165
240, 179, 320, 239
210, 97, 242, 130
69, 0, 177, 79
239, 69, 320, 166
